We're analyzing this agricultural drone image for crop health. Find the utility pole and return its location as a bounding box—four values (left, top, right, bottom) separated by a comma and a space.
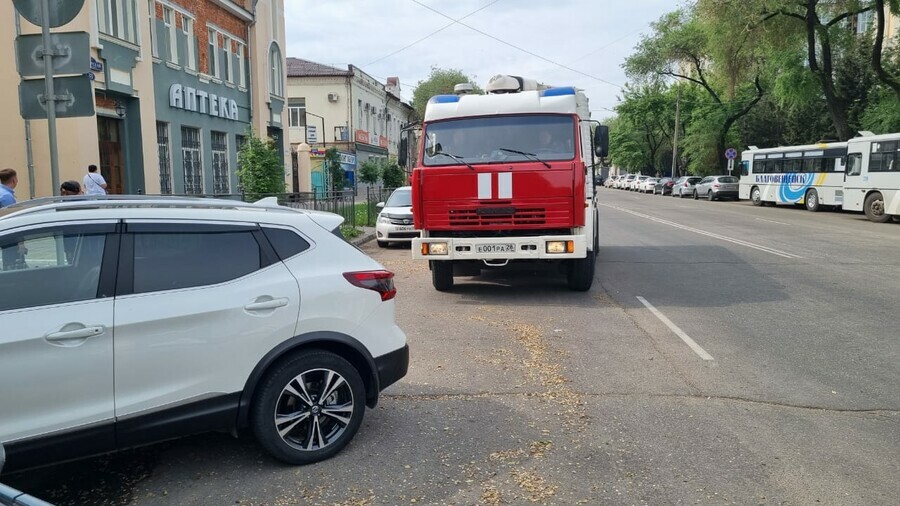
671, 83, 681, 179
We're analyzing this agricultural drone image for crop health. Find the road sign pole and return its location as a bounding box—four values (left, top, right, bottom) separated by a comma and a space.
41, 0, 60, 196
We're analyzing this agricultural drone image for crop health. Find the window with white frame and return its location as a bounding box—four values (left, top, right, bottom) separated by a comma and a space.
182, 16, 196, 70
269, 43, 283, 96
236, 43, 246, 88
208, 28, 219, 78
288, 98, 306, 128
223, 35, 233, 83
97, 0, 138, 44
163, 7, 178, 64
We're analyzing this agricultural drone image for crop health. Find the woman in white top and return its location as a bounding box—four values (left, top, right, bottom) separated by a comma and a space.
83, 164, 108, 195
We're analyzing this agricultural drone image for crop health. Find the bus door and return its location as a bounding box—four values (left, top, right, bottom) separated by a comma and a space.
843, 142, 867, 212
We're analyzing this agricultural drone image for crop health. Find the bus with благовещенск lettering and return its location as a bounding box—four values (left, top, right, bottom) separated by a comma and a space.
737, 131, 900, 223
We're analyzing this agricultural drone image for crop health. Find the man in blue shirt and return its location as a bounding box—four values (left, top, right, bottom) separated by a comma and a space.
0, 168, 17, 207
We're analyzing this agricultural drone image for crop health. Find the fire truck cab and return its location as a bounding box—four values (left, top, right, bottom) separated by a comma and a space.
411, 75, 608, 291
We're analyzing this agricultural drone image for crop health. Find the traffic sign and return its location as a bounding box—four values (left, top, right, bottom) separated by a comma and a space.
16, 32, 89, 77
725, 148, 737, 160
13, 0, 85, 28
19, 76, 95, 119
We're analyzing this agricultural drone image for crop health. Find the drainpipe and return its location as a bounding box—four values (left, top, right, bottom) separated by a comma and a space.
15, 13, 36, 198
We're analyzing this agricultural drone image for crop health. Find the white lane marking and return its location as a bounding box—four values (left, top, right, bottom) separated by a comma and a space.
599, 203, 802, 259
755, 217, 790, 226
477, 173, 492, 199
637, 296, 714, 361
498, 172, 512, 199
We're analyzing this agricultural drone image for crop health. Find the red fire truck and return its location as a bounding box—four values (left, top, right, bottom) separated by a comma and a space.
410, 75, 608, 291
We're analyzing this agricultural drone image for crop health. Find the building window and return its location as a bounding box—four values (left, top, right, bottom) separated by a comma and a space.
223, 36, 233, 83
181, 127, 203, 194
211, 131, 230, 194
208, 28, 219, 78
236, 43, 246, 88
97, 0, 138, 44
857, 11, 874, 34
182, 16, 196, 70
269, 43, 283, 96
288, 98, 306, 128
148, 0, 158, 58
157, 122, 172, 195
163, 7, 178, 64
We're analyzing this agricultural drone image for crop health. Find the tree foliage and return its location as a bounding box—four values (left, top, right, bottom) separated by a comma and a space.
358, 159, 381, 185
381, 161, 406, 188
324, 148, 345, 191
612, 0, 900, 177
236, 130, 285, 198
411, 66, 482, 118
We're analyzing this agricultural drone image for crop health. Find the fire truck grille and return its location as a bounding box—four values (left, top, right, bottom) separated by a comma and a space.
448, 208, 546, 226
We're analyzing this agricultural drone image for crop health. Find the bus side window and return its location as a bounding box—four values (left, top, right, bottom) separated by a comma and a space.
740, 160, 749, 176
846, 154, 862, 176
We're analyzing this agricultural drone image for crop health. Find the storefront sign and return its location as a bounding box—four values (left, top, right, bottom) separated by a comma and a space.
379, 135, 388, 148
355, 129, 369, 144
340, 153, 356, 165
169, 83, 239, 121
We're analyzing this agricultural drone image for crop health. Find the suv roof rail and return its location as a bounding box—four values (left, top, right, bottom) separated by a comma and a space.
1, 195, 298, 219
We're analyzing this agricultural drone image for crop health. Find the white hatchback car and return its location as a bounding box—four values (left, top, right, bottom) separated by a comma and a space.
375, 186, 419, 247
0, 196, 408, 472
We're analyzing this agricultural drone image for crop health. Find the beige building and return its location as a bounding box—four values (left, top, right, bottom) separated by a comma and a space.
285, 58, 415, 194
0, 0, 287, 200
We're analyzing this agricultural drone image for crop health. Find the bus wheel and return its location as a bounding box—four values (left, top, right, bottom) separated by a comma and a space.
751, 187, 762, 206
431, 260, 454, 291
805, 189, 821, 212
864, 192, 891, 223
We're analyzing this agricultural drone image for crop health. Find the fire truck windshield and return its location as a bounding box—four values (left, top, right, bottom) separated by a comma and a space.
423, 114, 575, 167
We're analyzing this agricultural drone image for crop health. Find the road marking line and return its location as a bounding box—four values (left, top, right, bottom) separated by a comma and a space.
755, 217, 790, 226
636, 296, 714, 361
599, 203, 802, 259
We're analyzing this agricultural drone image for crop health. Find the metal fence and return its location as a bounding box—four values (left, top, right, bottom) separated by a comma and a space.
365, 186, 396, 227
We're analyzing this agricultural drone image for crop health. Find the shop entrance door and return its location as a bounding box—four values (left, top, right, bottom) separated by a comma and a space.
97, 117, 124, 194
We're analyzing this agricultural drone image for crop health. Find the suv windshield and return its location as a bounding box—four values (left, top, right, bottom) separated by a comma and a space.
423, 114, 575, 166
385, 189, 412, 207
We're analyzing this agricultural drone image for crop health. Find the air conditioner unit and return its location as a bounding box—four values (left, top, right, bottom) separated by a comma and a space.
327, 92, 339, 102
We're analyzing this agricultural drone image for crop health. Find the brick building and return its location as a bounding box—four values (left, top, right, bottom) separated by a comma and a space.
0, 0, 287, 199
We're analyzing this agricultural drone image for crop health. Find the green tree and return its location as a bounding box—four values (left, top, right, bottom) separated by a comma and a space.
324, 148, 345, 191
411, 66, 482, 118
381, 161, 405, 188
358, 159, 381, 185
236, 130, 285, 199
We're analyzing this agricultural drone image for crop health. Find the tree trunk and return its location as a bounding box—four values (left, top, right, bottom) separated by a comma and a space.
872, 0, 900, 100
805, 2, 853, 140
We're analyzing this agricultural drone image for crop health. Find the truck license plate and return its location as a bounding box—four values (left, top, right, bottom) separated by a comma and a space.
476, 244, 515, 254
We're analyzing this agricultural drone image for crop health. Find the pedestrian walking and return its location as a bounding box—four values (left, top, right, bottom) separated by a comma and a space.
83, 164, 108, 195
0, 168, 17, 207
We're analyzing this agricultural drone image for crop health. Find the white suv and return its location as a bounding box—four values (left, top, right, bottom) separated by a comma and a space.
0, 196, 408, 472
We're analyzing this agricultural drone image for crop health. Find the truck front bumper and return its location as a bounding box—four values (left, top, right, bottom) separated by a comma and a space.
412, 234, 587, 261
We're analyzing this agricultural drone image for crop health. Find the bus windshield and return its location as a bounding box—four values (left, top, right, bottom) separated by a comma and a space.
423, 114, 575, 166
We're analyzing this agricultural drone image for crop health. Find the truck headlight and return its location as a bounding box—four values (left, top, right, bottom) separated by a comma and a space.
423, 242, 448, 255
546, 241, 574, 254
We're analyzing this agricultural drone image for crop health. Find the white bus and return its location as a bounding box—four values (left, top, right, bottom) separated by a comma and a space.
739, 132, 900, 222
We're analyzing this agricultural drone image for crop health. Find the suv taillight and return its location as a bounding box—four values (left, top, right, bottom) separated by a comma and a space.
343, 271, 396, 301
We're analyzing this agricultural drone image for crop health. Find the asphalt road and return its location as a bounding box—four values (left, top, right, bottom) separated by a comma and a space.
6, 188, 899, 505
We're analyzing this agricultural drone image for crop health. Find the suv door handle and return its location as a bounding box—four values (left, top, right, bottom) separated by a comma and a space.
244, 298, 289, 312
45, 326, 104, 342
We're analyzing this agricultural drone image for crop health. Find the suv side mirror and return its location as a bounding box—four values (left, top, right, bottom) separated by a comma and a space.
398, 137, 408, 167
376, 202, 385, 209
593, 125, 609, 158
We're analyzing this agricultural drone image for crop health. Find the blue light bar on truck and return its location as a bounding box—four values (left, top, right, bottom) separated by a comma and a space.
540, 87, 576, 97
429, 95, 461, 104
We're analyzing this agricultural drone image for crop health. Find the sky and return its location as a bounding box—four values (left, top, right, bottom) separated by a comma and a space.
283, 0, 678, 120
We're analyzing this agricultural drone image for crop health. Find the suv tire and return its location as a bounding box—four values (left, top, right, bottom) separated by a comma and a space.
693, 190, 699, 200
251, 351, 366, 465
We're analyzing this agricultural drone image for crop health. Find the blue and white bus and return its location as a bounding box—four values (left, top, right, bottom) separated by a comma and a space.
738, 132, 900, 222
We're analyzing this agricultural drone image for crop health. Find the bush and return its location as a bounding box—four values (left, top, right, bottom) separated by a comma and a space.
358, 160, 381, 185
381, 162, 405, 188
236, 130, 285, 198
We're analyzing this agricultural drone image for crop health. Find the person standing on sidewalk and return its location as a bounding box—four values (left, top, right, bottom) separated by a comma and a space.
0, 168, 17, 207
83, 164, 108, 195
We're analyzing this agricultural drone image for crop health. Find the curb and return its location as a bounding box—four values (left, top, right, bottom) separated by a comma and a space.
351, 232, 376, 246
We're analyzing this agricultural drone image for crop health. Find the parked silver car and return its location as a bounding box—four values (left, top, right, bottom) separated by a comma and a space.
671, 176, 702, 198
693, 175, 740, 201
